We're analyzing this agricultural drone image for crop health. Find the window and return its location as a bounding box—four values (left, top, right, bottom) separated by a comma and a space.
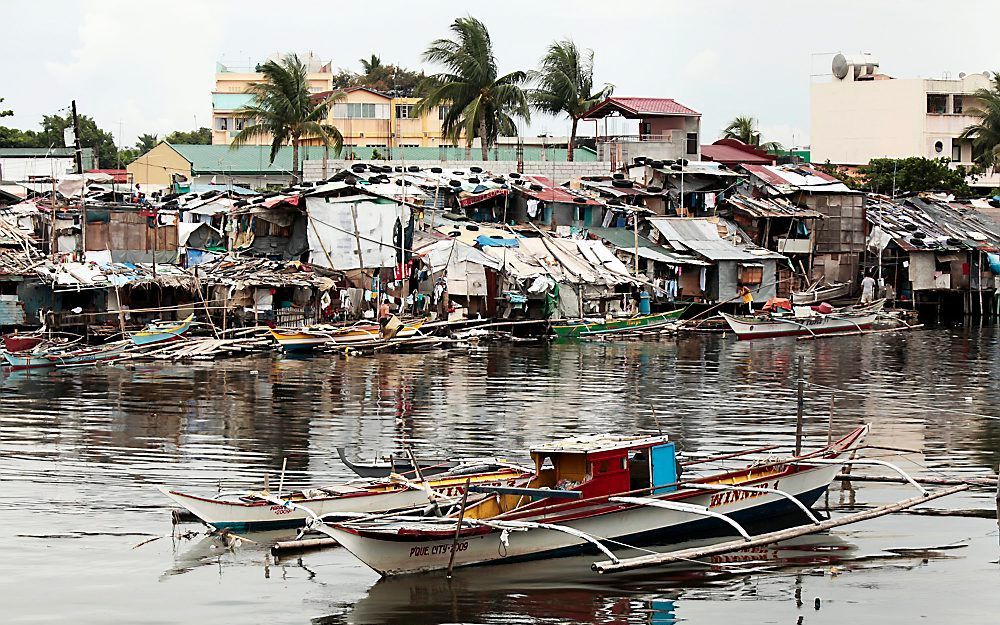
953, 95, 963, 114
399, 143, 420, 148
927, 94, 948, 114
215, 117, 229, 131
438, 105, 450, 120
934, 140, 944, 153
738, 264, 764, 285
395, 104, 414, 119
952, 142, 962, 162
332, 103, 389, 119
686, 132, 698, 155
234, 118, 248, 131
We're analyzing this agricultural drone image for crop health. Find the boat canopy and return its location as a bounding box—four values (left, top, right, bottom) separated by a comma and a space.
529, 434, 677, 498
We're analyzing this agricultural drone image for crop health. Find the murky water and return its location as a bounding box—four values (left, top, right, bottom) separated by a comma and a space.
1, 328, 999, 624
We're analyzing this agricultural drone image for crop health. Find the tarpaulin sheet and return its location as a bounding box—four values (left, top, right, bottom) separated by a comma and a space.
305, 197, 409, 270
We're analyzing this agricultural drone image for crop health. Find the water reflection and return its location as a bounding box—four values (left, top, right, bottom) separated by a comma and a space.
2, 327, 999, 624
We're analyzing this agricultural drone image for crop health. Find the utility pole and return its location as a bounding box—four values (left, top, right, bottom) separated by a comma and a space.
71, 101, 84, 174
71, 101, 86, 260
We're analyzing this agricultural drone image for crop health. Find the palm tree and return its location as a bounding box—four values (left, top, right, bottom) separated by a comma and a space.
529, 40, 613, 162
135, 133, 158, 153
414, 16, 530, 161
360, 54, 382, 76
231, 54, 344, 184
723, 116, 783, 153
960, 72, 1000, 170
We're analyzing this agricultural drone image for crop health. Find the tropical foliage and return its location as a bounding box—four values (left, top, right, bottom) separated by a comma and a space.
0, 98, 11, 118
164, 127, 212, 145
960, 72, 1000, 170
529, 40, 613, 161
845, 157, 974, 196
415, 16, 530, 160
331, 56, 425, 97
723, 116, 783, 153
231, 54, 344, 184
0, 112, 119, 166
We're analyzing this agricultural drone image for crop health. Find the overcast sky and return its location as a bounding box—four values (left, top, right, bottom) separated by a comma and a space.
3, 0, 997, 153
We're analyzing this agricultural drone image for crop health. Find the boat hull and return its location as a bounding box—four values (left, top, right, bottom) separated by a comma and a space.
161, 469, 524, 530
791, 283, 851, 305
271, 322, 425, 351
552, 309, 685, 338
720, 312, 876, 340
2, 351, 57, 369
131, 315, 194, 346
2, 335, 44, 353
326, 462, 844, 576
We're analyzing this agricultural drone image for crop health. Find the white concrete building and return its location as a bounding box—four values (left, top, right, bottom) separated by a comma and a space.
811, 54, 998, 188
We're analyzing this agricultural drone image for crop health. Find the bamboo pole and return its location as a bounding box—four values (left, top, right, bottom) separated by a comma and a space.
592, 485, 970, 574
795, 355, 804, 456
446, 478, 472, 579
796, 324, 924, 341
271, 537, 339, 555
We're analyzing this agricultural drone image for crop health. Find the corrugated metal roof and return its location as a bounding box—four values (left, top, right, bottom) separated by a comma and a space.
518, 175, 602, 205
726, 193, 823, 219
648, 218, 785, 261
742, 164, 856, 195
171, 144, 332, 175
701, 143, 774, 166
588, 227, 709, 265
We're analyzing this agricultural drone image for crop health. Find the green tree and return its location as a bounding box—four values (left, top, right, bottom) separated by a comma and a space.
37, 113, 118, 167
230, 54, 344, 184
135, 133, 158, 153
857, 157, 973, 196
0, 98, 11, 118
723, 115, 783, 152
529, 39, 613, 162
415, 16, 530, 161
360, 54, 382, 75
163, 127, 212, 144
960, 72, 1000, 170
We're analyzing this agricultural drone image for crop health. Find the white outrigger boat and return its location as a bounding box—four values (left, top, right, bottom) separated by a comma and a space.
160, 463, 530, 531
720, 302, 882, 340
302, 426, 869, 576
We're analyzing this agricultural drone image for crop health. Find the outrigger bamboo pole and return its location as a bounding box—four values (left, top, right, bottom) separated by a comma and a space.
446, 478, 472, 579
591, 484, 969, 574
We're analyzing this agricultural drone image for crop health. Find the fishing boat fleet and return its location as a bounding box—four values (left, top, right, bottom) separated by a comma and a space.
0, 315, 195, 369
161, 425, 900, 577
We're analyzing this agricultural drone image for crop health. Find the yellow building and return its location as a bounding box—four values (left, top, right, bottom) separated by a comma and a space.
212, 54, 334, 146
211, 55, 450, 153
126, 142, 193, 186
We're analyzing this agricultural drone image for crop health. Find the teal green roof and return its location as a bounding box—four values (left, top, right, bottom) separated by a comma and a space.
212, 93, 254, 110
170, 144, 332, 175
169, 143, 597, 174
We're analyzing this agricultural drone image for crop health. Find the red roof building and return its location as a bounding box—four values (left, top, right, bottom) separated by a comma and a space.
582, 97, 703, 167
700, 139, 776, 168
86, 169, 129, 183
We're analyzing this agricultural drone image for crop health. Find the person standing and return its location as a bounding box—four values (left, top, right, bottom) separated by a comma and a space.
861, 273, 877, 304
739, 286, 754, 314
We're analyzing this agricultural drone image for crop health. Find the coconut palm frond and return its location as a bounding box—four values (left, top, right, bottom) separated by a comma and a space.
415, 16, 529, 159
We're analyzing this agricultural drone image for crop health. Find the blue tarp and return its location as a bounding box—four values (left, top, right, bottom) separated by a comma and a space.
987, 252, 1000, 274
476, 235, 519, 248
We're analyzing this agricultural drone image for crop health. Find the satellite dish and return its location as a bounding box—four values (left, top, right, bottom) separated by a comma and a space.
832, 53, 850, 80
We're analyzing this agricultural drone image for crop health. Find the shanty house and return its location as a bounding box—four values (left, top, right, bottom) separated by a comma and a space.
742, 164, 864, 285
647, 217, 785, 303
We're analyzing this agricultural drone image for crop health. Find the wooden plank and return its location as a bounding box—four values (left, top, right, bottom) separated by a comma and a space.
591, 484, 969, 574
468, 485, 582, 500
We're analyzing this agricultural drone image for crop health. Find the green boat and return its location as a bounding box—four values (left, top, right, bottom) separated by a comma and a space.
551, 308, 686, 338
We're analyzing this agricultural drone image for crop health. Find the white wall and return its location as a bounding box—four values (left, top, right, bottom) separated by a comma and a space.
0, 157, 77, 182
811, 78, 926, 165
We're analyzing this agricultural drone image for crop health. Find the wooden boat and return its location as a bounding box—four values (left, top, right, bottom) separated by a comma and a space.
337, 448, 514, 480
313, 426, 868, 576
720, 309, 877, 340
131, 314, 195, 346
271, 320, 426, 351
269, 327, 338, 352
160, 464, 532, 531
2, 333, 44, 353
791, 281, 851, 305
551, 308, 686, 338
